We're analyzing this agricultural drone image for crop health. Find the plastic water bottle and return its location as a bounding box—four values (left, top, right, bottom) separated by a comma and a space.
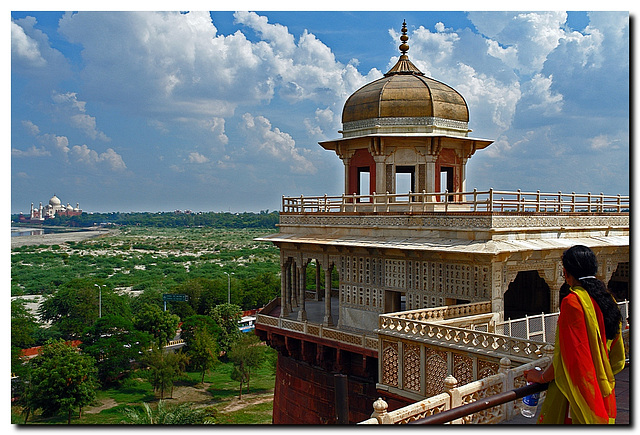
521, 367, 542, 418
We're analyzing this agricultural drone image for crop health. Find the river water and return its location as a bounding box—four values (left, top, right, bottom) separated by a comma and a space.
10, 227, 68, 237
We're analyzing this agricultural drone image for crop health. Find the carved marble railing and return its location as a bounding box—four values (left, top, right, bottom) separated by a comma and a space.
256, 313, 378, 351
379, 314, 547, 360
360, 353, 553, 424
389, 302, 492, 323
282, 189, 629, 214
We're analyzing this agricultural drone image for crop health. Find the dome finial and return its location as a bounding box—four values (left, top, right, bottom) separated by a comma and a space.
385, 20, 422, 76
399, 20, 409, 58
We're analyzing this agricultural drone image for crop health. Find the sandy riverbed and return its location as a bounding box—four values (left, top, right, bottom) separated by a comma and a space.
11, 228, 115, 249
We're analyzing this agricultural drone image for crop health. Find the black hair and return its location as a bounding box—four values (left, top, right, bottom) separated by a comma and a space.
562, 245, 621, 340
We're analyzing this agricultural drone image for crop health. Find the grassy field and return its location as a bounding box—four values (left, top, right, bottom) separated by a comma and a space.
11, 227, 280, 296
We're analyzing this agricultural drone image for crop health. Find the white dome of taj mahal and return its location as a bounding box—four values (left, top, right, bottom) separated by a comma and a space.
49, 194, 61, 206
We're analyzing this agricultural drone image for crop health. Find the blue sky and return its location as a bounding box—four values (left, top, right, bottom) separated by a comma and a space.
9, 8, 630, 213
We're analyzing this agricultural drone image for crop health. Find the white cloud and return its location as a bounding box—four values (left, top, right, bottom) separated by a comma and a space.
71, 114, 110, 141
100, 148, 127, 171
52, 91, 86, 112
11, 21, 46, 67
33, 130, 125, 171
241, 113, 316, 174
11, 16, 71, 81
455, 64, 521, 133
51, 91, 110, 141
304, 107, 335, 137
22, 120, 40, 136
233, 11, 296, 56
56, 11, 378, 128
51, 91, 111, 142
188, 152, 210, 164
207, 117, 228, 145
58, 11, 270, 117
589, 134, 622, 151
11, 146, 51, 157
522, 74, 563, 116
40, 133, 70, 154
70, 144, 127, 171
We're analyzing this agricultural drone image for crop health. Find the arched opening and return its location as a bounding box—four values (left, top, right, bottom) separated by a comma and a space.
503, 270, 550, 319
608, 262, 629, 302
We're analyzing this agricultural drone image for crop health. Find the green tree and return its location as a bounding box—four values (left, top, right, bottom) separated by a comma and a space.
133, 303, 180, 348
129, 287, 164, 313
11, 300, 38, 377
180, 314, 221, 344
197, 278, 227, 315
141, 347, 189, 400
11, 299, 38, 349
209, 303, 242, 357
228, 333, 266, 398
123, 400, 212, 424
38, 279, 131, 339
186, 329, 218, 383
80, 315, 152, 386
238, 273, 280, 309
22, 339, 98, 424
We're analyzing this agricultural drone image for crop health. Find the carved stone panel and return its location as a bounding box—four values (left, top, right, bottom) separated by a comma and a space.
382, 341, 399, 387
425, 348, 448, 397
453, 353, 473, 386
403, 343, 421, 392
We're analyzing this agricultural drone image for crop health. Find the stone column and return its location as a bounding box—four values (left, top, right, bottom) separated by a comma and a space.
490, 262, 505, 322
550, 285, 561, 313
324, 264, 334, 326
425, 156, 437, 200
297, 262, 308, 321
315, 260, 322, 301
460, 157, 468, 194
373, 155, 387, 196
343, 157, 351, 195
291, 260, 298, 308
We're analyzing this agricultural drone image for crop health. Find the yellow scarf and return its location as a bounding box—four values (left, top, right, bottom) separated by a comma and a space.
551, 287, 624, 424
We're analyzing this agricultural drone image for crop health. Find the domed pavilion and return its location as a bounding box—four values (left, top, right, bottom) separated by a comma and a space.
320, 20, 492, 199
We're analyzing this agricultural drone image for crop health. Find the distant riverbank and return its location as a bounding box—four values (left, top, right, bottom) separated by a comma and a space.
11, 227, 115, 248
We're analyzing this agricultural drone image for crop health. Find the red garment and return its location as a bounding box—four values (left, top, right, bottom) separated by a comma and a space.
538, 288, 624, 424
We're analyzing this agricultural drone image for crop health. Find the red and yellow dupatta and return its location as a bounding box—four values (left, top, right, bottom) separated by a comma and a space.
538, 287, 624, 424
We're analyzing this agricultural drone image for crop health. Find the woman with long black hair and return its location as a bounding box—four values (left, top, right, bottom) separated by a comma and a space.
525, 245, 625, 424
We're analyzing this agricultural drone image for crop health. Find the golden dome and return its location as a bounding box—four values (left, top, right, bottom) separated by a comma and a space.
341, 21, 470, 138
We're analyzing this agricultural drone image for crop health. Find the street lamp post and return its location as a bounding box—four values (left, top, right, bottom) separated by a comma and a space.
94, 284, 104, 318
223, 272, 234, 304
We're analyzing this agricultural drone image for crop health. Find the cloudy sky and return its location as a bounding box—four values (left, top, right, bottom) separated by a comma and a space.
9, 9, 630, 214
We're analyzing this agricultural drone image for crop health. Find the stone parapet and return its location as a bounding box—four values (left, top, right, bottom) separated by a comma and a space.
277, 212, 629, 241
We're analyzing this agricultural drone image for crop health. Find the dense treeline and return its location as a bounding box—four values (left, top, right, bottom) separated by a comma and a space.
12, 210, 279, 229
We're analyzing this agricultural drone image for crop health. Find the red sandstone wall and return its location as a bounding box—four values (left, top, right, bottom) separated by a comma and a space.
273, 354, 409, 424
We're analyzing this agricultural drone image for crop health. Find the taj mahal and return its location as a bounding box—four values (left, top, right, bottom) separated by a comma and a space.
18, 194, 82, 224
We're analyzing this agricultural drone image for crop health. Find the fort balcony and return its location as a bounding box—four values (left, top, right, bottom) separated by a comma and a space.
279, 188, 629, 241
255, 188, 628, 423
256, 293, 629, 424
